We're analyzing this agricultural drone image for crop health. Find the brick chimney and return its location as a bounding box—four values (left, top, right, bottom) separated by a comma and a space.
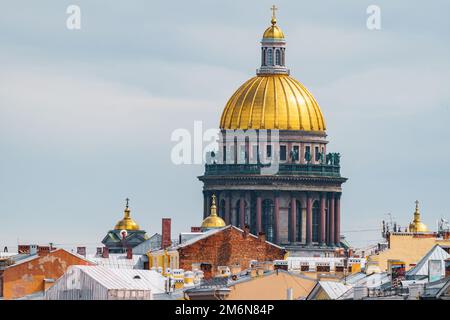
200, 263, 213, 280
243, 225, 250, 239
37, 246, 50, 256
258, 232, 266, 242
126, 247, 133, 259
76, 247, 86, 257
18, 245, 30, 254
191, 226, 201, 233
102, 247, 109, 258
161, 218, 172, 249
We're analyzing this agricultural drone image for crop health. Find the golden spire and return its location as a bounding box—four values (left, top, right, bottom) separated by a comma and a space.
201, 194, 226, 229
409, 200, 428, 233
114, 198, 141, 231
270, 4, 278, 25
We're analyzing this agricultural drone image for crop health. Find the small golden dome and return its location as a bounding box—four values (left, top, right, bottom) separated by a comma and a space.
409, 200, 428, 233
263, 25, 285, 39
201, 194, 226, 229
220, 75, 326, 131
263, 5, 285, 39
114, 199, 141, 231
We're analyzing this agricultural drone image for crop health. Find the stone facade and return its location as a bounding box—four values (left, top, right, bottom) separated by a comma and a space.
199, 130, 347, 252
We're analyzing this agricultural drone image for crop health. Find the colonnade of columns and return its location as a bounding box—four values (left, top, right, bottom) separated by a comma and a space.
202, 190, 342, 247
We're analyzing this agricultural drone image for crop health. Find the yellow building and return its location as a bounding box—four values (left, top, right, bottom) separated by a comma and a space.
366, 201, 450, 273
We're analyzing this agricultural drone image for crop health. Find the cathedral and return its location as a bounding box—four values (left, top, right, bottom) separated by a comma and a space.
199, 8, 347, 255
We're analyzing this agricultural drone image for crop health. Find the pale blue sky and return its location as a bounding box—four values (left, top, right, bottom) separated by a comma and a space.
1, 1, 449, 250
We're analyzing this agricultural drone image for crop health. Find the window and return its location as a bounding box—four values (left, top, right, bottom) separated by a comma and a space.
315, 146, 320, 161
305, 146, 311, 162
312, 201, 320, 242
280, 145, 287, 161
266, 145, 272, 158
293, 146, 299, 161
222, 146, 226, 163
275, 49, 281, 65
296, 200, 302, 242
262, 49, 266, 66
262, 199, 275, 242
267, 49, 273, 65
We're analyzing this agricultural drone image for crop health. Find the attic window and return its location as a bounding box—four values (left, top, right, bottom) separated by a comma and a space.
133, 275, 141, 279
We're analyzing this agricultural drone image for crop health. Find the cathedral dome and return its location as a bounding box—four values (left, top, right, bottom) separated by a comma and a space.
114, 199, 141, 231
409, 201, 428, 233
220, 75, 326, 131
219, 7, 326, 131
201, 195, 226, 230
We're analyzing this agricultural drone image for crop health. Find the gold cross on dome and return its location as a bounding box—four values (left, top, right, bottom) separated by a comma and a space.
271, 5, 278, 20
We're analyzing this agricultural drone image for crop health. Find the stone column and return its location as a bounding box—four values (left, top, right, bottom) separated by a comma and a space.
274, 194, 280, 244
329, 193, 335, 246
225, 192, 231, 225
320, 192, 326, 246
335, 194, 341, 246
203, 190, 209, 219
306, 193, 312, 245
256, 194, 262, 233
290, 195, 297, 243
239, 193, 245, 228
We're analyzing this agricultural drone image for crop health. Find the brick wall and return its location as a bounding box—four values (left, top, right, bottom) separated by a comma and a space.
178, 227, 286, 277
2, 249, 92, 300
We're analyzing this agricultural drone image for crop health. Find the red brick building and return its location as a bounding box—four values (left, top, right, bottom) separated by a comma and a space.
0, 247, 92, 299
148, 225, 287, 278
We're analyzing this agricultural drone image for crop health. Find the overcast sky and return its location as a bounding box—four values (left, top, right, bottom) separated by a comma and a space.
1, 1, 449, 250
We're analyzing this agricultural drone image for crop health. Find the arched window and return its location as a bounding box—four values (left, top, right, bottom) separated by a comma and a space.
312, 201, 320, 242
262, 199, 275, 242
262, 49, 266, 66
275, 49, 281, 65
219, 199, 226, 219
267, 49, 273, 66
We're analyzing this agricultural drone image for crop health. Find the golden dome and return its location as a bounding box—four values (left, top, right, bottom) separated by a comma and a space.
263, 25, 285, 39
201, 194, 226, 229
114, 199, 141, 231
220, 75, 326, 131
409, 200, 428, 233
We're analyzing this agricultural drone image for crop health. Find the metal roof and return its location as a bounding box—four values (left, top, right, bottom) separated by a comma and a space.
406, 244, 450, 277
71, 265, 167, 293
318, 281, 352, 299
86, 253, 144, 269
152, 225, 284, 253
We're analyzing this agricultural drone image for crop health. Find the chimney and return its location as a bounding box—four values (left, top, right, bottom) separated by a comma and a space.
102, 247, 109, 258
162, 218, 172, 249
96, 247, 103, 256
200, 263, 213, 280
243, 225, 250, 238
37, 246, 50, 256
126, 247, 133, 259
77, 247, 86, 257
191, 226, 201, 233
286, 288, 293, 300
258, 232, 266, 242
18, 245, 30, 254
